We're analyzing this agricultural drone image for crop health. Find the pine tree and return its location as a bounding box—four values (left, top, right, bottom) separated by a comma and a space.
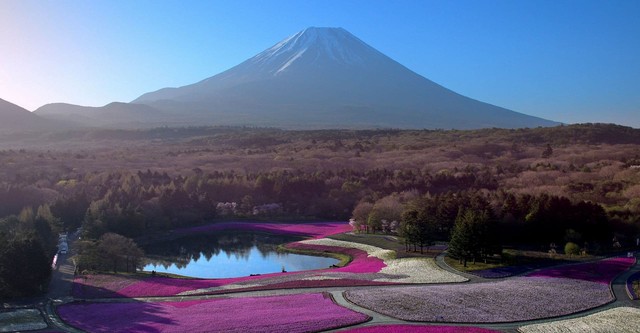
449, 209, 476, 267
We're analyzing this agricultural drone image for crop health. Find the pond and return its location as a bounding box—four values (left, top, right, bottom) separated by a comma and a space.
141, 231, 339, 278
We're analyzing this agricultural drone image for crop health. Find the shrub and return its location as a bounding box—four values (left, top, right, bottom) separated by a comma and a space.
564, 242, 580, 256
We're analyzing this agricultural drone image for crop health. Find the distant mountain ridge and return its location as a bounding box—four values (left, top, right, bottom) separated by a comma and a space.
36, 102, 170, 128
0, 98, 62, 131
132, 27, 559, 129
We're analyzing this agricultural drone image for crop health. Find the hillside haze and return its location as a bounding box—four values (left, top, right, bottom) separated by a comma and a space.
36, 102, 170, 128
133, 27, 558, 129
0, 98, 62, 132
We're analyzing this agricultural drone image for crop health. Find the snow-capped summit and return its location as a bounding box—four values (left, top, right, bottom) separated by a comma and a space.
249, 27, 375, 74
132, 27, 558, 129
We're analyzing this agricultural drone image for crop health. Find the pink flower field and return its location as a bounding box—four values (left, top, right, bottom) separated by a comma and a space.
72, 274, 143, 298
286, 243, 386, 273
340, 325, 501, 333
527, 257, 635, 284
74, 274, 274, 299
58, 293, 369, 333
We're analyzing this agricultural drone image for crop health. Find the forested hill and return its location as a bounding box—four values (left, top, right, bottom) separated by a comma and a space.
502, 123, 640, 145
1, 122, 639, 298
1, 123, 638, 150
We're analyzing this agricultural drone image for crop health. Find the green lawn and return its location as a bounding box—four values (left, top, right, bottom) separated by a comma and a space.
328, 232, 444, 258
444, 249, 596, 273
444, 255, 505, 272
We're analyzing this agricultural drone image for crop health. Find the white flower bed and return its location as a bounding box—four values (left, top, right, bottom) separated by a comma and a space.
376, 257, 467, 283
345, 277, 613, 322
300, 238, 396, 261
301, 238, 467, 283
0, 309, 47, 332
301, 275, 341, 281
179, 283, 264, 295
519, 307, 640, 333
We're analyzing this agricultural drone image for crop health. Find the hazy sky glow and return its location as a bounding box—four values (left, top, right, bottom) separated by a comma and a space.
1, 0, 638, 127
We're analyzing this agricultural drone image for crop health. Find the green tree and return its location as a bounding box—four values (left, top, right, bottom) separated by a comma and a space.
564, 242, 581, 256
448, 208, 501, 266
541, 144, 553, 158
0, 233, 51, 298
352, 201, 373, 233
401, 204, 436, 254
400, 209, 420, 252
449, 209, 477, 267
96, 233, 144, 273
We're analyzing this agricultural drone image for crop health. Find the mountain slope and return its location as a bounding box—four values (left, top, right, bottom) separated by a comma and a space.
0, 98, 59, 131
133, 27, 558, 129
35, 102, 169, 128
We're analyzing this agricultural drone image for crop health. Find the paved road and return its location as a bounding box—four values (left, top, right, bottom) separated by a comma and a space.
42, 234, 84, 333
47, 251, 75, 301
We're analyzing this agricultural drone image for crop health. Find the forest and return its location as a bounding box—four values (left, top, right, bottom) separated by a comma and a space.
1, 123, 639, 298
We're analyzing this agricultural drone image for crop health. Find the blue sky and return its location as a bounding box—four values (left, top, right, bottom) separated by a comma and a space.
1, 0, 638, 127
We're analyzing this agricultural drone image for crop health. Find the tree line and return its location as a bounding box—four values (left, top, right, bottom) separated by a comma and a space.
0, 205, 60, 298
351, 191, 624, 265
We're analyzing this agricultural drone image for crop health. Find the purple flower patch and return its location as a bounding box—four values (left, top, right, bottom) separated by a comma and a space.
470, 265, 534, 279
527, 257, 635, 284
345, 277, 613, 322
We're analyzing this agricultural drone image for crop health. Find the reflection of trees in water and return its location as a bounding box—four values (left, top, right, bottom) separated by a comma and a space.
143, 231, 302, 269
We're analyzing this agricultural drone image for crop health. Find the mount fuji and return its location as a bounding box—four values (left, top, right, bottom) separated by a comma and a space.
133, 27, 557, 129
45, 27, 560, 129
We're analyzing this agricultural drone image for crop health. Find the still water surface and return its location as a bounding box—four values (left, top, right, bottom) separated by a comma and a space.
142, 231, 338, 278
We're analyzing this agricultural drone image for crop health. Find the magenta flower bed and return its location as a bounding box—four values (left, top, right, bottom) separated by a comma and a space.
76, 266, 319, 298
72, 274, 141, 298
213, 279, 394, 294
341, 325, 501, 333
178, 221, 351, 239
527, 257, 635, 284
286, 243, 386, 273
116, 275, 259, 298
58, 293, 369, 333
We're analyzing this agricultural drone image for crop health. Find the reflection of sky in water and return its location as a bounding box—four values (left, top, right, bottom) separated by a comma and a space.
143, 246, 338, 278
